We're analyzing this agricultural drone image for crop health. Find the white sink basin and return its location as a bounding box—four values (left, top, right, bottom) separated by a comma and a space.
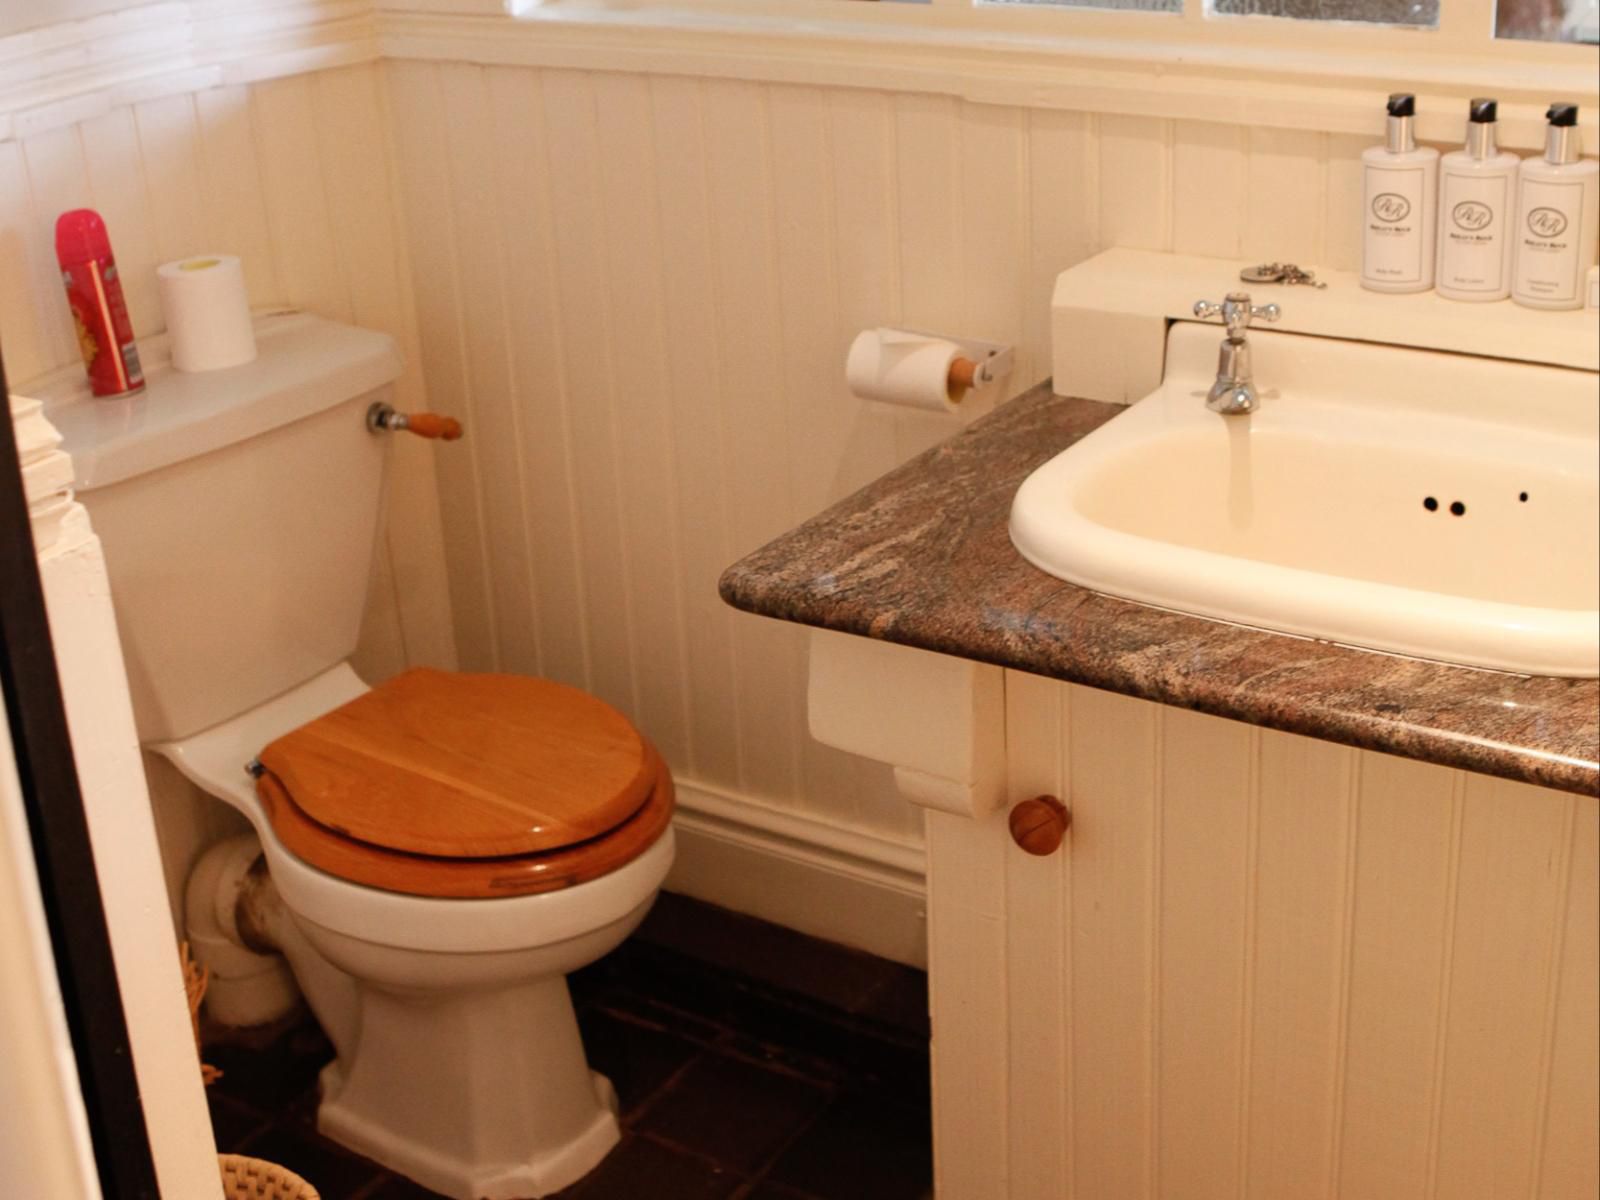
1010, 323, 1600, 677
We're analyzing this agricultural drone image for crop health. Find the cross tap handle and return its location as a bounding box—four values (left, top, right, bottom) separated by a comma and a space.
1192, 292, 1280, 340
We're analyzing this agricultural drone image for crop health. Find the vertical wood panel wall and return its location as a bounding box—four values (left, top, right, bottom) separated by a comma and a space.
384, 59, 1378, 847
0, 64, 457, 686
927, 671, 1598, 1200
0, 65, 457, 925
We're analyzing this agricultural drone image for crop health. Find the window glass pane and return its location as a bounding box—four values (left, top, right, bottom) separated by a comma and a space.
1209, 0, 1437, 23
1496, 0, 1599, 41
980, 0, 1181, 12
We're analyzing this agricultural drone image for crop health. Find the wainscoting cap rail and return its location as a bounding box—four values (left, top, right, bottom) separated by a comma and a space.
4, 0, 1598, 150
0, 0, 377, 141
378, 1, 1600, 153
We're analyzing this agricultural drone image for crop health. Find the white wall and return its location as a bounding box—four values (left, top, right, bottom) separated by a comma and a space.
382, 59, 1375, 869
0, 697, 102, 1200
0, 63, 458, 922
4, 4, 1586, 959
0, 0, 145, 38
38, 518, 222, 1200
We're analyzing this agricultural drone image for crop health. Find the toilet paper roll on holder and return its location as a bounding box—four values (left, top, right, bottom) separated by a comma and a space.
879, 327, 1015, 399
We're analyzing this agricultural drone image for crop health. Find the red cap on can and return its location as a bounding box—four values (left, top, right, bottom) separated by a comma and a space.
55, 208, 113, 267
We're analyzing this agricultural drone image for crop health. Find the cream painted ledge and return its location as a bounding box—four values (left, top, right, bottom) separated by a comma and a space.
1052, 249, 1600, 404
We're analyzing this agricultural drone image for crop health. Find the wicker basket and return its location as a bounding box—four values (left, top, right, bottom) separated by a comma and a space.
218, 1154, 321, 1200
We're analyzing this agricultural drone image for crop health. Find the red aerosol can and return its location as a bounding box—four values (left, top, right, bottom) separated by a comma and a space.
55, 208, 144, 397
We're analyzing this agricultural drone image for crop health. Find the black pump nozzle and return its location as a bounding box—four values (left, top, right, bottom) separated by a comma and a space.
1547, 102, 1579, 127
1469, 98, 1497, 123
1387, 93, 1416, 118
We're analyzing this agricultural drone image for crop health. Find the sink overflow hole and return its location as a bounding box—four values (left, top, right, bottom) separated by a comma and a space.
1423, 496, 1438, 512
1450, 501, 1466, 516
1519, 491, 1529, 502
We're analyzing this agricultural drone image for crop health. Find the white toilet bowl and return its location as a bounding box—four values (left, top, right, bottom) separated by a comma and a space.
162, 664, 675, 1200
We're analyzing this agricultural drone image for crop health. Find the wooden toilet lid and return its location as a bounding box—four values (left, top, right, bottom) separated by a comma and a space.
256, 668, 656, 859
255, 745, 674, 898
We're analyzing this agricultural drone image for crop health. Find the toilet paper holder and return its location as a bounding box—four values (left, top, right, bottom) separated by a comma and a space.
879, 327, 1015, 395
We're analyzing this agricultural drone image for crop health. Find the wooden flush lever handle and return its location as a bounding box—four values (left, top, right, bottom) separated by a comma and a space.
367, 402, 464, 441
1009, 795, 1070, 856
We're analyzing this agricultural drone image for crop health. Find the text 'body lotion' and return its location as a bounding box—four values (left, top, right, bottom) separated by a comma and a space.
1362, 93, 1439, 293
1512, 103, 1599, 311
1437, 99, 1520, 302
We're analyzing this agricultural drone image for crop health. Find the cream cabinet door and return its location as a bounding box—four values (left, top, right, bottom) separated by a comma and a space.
923, 669, 1598, 1200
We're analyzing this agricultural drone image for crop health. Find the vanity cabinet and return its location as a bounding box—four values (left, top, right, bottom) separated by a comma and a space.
806, 631, 1597, 1199
925, 669, 1596, 1200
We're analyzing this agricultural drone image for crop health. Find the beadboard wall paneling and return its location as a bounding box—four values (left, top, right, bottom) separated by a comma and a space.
927, 671, 1598, 1200
385, 60, 1375, 848
0, 64, 455, 682
0, 64, 456, 925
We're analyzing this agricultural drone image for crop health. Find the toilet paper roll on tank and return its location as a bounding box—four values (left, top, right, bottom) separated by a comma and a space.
157, 254, 256, 373
845, 328, 1014, 413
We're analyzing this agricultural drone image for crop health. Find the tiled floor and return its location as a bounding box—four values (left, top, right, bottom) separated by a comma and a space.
203, 893, 933, 1200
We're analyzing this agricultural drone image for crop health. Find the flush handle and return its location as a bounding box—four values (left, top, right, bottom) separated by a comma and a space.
367, 402, 464, 441
1009, 795, 1071, 856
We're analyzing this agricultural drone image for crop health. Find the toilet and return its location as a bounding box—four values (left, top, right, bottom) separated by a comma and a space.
45, 312, 676, 1200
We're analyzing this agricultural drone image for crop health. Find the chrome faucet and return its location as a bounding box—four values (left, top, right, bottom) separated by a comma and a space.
1191, 292, 1280, 415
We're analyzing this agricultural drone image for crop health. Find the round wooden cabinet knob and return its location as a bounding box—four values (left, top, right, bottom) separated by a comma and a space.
1009, 795, 1070, 856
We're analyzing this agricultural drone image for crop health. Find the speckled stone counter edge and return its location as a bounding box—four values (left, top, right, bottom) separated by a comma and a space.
719, 384, 1600, 799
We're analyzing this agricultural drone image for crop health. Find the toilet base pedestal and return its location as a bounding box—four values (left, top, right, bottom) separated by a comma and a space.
314, 975, 621, 1200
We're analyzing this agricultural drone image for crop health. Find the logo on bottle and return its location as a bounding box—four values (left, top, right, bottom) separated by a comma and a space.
1526, 206, 1568, 238
1371, 193, 1411, 222
1451, 201, 1493, 232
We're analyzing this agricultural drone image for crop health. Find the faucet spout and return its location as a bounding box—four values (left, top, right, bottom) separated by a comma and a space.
1207, 337, 1257, 414
1192, 291, 1280, 415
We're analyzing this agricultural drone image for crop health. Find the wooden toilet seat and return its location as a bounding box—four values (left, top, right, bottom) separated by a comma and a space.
253, 668, 674, 899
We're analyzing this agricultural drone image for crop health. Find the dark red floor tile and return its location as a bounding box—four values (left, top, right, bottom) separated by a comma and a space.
852, 967, 931, 1040
636, 895, 889, 1014
762, 1087, 933, 1200
233, 1123, 388, 1199
577, 1007, 701, 1118
356, 1174, 451, 1199
206, 1091, 272, 1152
633, 1054, 829, 1174
206, 1019, 334, 1114
738, 1183, 824, 1200
556, 1133, 742, 1200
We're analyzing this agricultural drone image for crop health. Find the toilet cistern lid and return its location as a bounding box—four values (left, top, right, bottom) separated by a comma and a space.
255, 668, 655, 858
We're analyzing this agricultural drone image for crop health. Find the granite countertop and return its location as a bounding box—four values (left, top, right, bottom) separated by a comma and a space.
719, 384, 1600, 798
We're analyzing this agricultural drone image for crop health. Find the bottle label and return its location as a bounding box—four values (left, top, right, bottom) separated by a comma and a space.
1439, 171, 1509, 293
1515, 178, 1584, 303
61, 257, 144, 396
1363, 164, 1427, 285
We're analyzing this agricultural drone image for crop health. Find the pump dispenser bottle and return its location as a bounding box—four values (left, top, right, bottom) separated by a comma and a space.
1436, 99, 1520, 301
1361, 93, 1439, 293
1512, 103, 1600, 310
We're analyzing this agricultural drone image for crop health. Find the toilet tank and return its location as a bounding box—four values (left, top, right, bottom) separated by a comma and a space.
40, 313, 403, 743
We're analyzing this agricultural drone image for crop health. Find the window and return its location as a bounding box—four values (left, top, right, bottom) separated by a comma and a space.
1212, 0, 1437, 25
1497, 0, 1599, 41
983, 0, 1181, 10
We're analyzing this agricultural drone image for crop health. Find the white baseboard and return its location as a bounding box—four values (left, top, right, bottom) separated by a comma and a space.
667, 779, 928, 970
